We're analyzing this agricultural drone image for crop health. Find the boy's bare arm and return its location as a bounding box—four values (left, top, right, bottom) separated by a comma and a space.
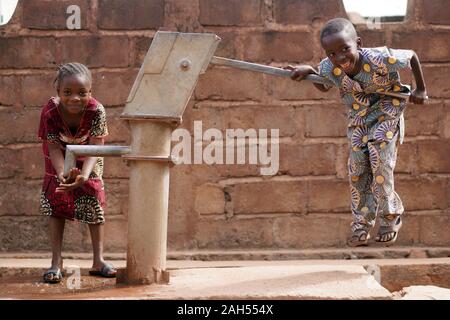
409, 51, 427, 104
283, 64, 330, 92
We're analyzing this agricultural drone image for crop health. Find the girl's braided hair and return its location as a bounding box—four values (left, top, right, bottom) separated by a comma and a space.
54, 62, 92, 89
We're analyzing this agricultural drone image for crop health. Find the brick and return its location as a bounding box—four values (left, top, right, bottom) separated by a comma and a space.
182, 105, 297, 138
232, 180, 308, 214
0, 217, 50, 251
0, 215, 87, 252
133, 37, 153, 67
168, 166, 199, 248
103, 179, 128, 216
268, 75, 341, 101
273, 215, 349, 248
421, 0, 450, 25
303, 105, 348, 137
0, 37, 56, 69
335, 144, 349, 179
195, 217, 274, 249
396, 177, 448, 210
102, 216, 127, 251
92, 69, 138, 106
0, 75, 20, 106
104, 107, 131, 143
419, 213, 450, 246
422, 65, 450, 98
103, 157, 130, 179
356, 29, 387, 47
211, 31, 238, 59
417, 140, 450, 173
163, 0, 202, 33
62, 220, 87, 251
404, 102, 442, 136
395, 142, 417, 174
21, 146, 45, 179
194, 183, 225, 215
22, 0, 89, 30
380, 263, 450, 292
0, 180, 42, 216
241, 31, 315, 63
0, 108, 42, 144
199, 0, 262, 26
307, 179, 350, 212
392, 31, 450, 62
21, 73, 56, 107
202, 142, 271, 176
443, 102, 450, 139
179, 163, 261, 182
274, 0, 346, 25
195, 68, 266, 101
279, 143, 338, 176
395, 214, 421, 246
98, 0, 164, 30
58, 37, 130, 68
0, 148, 21, 178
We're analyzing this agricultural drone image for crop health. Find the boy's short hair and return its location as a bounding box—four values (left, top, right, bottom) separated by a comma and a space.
320, 18, 357, 41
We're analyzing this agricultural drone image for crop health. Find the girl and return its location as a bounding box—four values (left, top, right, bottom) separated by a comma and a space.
38, 62, 116, 283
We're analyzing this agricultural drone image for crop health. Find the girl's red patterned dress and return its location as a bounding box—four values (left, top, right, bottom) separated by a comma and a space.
38, 97, 108, 224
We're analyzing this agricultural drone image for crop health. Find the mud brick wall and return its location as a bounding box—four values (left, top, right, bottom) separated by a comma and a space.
0, 0, 449, 252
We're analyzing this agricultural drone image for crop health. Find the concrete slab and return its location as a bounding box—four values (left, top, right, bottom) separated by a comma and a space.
0, 264, 391, 300
1, 257, 448, 300
145, 264, 392, 300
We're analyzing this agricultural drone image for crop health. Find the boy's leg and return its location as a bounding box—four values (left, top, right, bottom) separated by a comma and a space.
88, 223, 116, 276
45, 216, 65, 282
347, 146, 377, 246
369, 133, 404, 243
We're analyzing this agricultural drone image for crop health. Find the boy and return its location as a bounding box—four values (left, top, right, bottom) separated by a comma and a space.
286, 18, 427, 247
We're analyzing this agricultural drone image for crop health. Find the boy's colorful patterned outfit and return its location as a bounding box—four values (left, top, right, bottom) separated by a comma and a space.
38, 97, 108, 224
318, 47, 413, 232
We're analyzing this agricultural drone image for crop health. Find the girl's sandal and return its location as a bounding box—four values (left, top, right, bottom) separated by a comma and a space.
43, 268, 63, 284
375, 214, 402, 246
89, 263, 117, 278
347, 229, 370, 247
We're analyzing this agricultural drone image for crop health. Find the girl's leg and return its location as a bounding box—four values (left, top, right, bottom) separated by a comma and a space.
49, 216, 65, 268
88, 223, 116, 276
44, 216, 65, 282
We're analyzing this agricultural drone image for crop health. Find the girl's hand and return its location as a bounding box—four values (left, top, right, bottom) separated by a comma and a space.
66, 167, 81, 184
55, 174, 87, 193
410, 88, 428, 104
57, 172, 67, 184
283, 65, 318, 81
56, 167, 80, 185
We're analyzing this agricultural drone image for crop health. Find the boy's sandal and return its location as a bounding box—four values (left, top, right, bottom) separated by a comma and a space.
347, 229, 370, 247
43, 268, 63, 284
375, 214, 402, 246
89, 263, 117, 278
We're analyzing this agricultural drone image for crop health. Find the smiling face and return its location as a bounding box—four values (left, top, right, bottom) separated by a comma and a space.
57, 74, 92, 115
321, 31, 362, 76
